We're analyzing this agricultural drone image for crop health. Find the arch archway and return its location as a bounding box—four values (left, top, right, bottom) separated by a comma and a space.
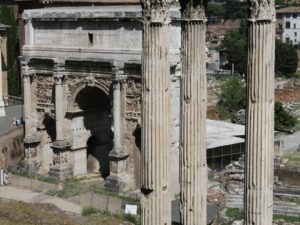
72, 86, 112, 177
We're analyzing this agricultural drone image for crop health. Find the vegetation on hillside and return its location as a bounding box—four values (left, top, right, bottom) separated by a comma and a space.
0, 6, 20, 96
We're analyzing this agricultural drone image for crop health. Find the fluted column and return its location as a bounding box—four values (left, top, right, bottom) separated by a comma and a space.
140, 1, 172, 224
179, 2, 207, 225
245, 2, 276, 225
0, 48, 4, 117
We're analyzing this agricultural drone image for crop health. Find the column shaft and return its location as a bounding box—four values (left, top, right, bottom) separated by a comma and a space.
54, 75, 65, 141
23, 74, 32, 136
180, 20, 207, 225
245, 21, 275, 225
141, 22, 171, 225
113, 80, 121, 150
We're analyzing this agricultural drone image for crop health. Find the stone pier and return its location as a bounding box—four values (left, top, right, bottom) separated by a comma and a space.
245, 1, 276, 224
50, 64, 72, 180
140, 1, 172, 224
107, 65, 129, 192
179, 2, 207, 225
0, 24, 10, 106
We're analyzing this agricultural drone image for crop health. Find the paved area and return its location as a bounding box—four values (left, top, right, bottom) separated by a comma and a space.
0, 104, 23, 135
0, 186, 82, 214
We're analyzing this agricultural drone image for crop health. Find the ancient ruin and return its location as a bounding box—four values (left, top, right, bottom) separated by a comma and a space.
20, 1, 276, 224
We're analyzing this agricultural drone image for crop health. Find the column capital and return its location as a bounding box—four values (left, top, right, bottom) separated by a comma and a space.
53, 64, 65, 85
141, 0, 173, 23
180, 0, 207, 21
249, 0, 275, 21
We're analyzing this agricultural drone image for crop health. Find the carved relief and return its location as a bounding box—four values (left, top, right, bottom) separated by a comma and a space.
126, 79, 142, 120
35, 74, 54, 105
249, 0, 275, 20
25, 146, 37, 159
141, 0, 173, 23
67, 75, 112, 110
180, 0, 206, 20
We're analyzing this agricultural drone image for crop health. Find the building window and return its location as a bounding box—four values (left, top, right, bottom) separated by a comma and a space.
88, 33, 93, 45
286, 37, 290, 43
293, 13, 298, 18
294, 23, 297, 28
287, 13, 291, 18
295, 32, 297, 37
286, 22, 291, 28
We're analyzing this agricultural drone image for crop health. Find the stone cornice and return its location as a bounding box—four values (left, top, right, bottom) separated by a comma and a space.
249, 0, 275, 21
180, 0, 206, 21
141, 0, 173, 23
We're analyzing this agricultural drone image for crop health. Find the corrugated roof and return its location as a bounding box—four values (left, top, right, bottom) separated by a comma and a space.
206, 119, 245, 149
277, 6, 300, 13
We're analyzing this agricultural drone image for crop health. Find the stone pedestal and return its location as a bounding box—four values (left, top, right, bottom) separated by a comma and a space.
179, 3, 207, 224
22, 136, 40, 174
245, 3, 275, 224
140, 1, 172, 224
106, 152, 128, 192
50, 140, 72, 180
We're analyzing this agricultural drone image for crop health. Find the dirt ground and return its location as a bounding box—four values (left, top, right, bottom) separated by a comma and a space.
0, 201, 131, 225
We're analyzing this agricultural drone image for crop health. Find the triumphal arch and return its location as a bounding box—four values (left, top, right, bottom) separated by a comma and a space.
21, 5, 181, 191
21, 0, 276, 225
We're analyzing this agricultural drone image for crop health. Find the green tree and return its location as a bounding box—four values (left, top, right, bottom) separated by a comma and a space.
0, 6, 20, 96
206, 3, 225, 21
216, 76, 246, 120
221, 28, 248, 75
275, 102, 297, 131
275, 40, 298, 77
224, 0, 248, 19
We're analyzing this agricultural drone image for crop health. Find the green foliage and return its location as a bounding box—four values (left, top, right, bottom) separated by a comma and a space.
221, 28, 248, 75
275, 102, 297, 131
113, 213, 141, 225
206, 3, 224, 21
224, 0, 248, 19
225, 208, 243, 220
217, 76, 246, 120
0, 6, 20, 96
273, 214, 300, 223
81, 206, 99, 216
275, 40, 299, 77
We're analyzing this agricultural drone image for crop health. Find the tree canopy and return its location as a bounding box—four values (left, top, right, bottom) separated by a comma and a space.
0, 6, 20, 96
275, 40, 298, 77
275, 102, 297, 131
221, 27, 248, 75
216, 76, 246, 120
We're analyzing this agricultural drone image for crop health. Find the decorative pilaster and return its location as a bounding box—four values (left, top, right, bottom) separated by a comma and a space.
107, 66, 129, 192
140, 1, 172, 225
245, 1, 275, 224
0, 48, 5, 117
50, 63, 72, 180
179, 1, 207, 225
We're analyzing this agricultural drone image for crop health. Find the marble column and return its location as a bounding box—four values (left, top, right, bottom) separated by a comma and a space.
0, 48, 5, 117
50, 64, 72, 180
21, 60, 39, 173
107, 67, 129, 192
245, 2, 275, 225
179, 2, 207, 225
140, 1, 172, 224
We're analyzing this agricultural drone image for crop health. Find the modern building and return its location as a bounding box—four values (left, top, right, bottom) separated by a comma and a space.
277, 6, 300, 46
